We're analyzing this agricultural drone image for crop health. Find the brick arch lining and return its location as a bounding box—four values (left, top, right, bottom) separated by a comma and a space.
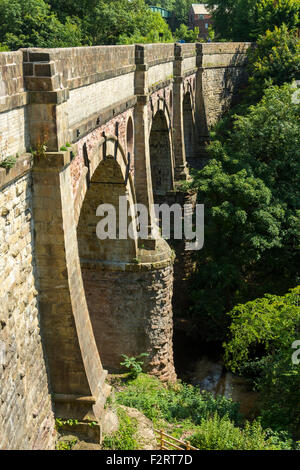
73, 135, 136, 226
77, 155, 137, 265
149, 96, 172, 136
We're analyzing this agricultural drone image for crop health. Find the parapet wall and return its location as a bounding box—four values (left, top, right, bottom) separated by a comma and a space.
0, 52, 28, 160
0, 42, 250, 159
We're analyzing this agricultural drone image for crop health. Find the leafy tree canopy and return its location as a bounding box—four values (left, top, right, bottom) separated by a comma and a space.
174, 24, 199, 43
0, 0, 175, 49
183, 84, 300, 343
0, 0, 83, 49
206, 0, 300, 41
224, 286, 300, 434
247, 25, 300, 102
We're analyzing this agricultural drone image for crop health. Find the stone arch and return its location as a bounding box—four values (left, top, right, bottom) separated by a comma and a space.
75, 138, 143, 371
74, 134, 136, 227
183, 91, 195, 161
149, 107, 174, 200
77, 156, 137, 264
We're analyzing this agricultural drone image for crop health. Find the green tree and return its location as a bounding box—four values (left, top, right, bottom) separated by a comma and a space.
184, 84, 300, 343
47, 0, 99, 21
0, 0, 83, 49
206, 0, 300, 41
254, 0, 300, 38
174, 24, 199, 43
246, 25, 300, 102
83, 0, 173, 45
172, 0, 194, 28
224, 287, 300, 434
205, 0, 257, 41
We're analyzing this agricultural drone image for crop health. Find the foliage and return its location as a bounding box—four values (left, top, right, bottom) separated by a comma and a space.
253, 0, 300, 38
47, 0, 99, 22
184, 84, 300, 343
189, 414, 290, 450
115, 373, 241, 425
224, 287, 300, 371
174, 24, 199, 43
83, 0, 173, 45
55, 418, 79, 429
246, 25, 300, 103
0, 0, 83, 50
0, 0, 175, 49
31, 142, 48, 160
0, 43, 10, 51
171, 0, 194, 29
146, 0, 194, 29
55, 439, 77, 450
0, 156, 17, 169
206, 0, 300, 41
257, 351, 300, 434
224, 287, 300, 434
113, 373, 292, 449
102, 407, 139, 450
120, 353, 149, 379
207, 25, 215, 41
205, 0, 257, 41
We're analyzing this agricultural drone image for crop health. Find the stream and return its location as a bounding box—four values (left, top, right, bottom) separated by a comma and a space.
173, 328, 259, 418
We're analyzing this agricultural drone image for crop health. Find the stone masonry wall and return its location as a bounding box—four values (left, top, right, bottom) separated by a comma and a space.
81, 263, 176, 383
0, 161, 55, 450
198, 42, 251, 130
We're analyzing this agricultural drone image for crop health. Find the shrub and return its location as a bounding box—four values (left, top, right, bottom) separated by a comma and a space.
0, 156, 17, 169
224, 287, 300, 434
115, 374, 241, 425
120, 353, 149, 379
189, 414, 289, 450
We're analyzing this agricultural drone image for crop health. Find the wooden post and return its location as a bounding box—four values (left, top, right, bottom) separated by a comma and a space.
160, 430, 164, 450
186, 441, 191, 451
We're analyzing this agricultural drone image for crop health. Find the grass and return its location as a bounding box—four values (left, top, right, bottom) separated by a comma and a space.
102, 407, 139, 450
106, 373, 294, 450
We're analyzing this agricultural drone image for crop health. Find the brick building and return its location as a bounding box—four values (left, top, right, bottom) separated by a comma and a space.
189, 4, 213, 39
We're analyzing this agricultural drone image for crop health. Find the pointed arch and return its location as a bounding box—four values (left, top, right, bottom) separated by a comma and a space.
149, 108, 174, 199
183, 91, 195, 161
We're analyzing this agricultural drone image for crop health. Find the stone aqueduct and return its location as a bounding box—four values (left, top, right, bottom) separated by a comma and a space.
0, 42, 250, 449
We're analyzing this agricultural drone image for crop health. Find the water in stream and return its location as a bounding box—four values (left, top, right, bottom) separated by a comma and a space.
173, 328, 258, 418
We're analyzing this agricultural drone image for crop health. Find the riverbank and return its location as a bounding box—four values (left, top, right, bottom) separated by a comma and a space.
101, 373, 293, 450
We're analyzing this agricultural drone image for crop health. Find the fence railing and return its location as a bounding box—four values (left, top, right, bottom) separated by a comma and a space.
154, 429, 198, 451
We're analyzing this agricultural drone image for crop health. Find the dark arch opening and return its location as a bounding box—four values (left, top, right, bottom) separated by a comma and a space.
126, 116, 134, 158
183, 92, 195, 162
149, 109, 173, 200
